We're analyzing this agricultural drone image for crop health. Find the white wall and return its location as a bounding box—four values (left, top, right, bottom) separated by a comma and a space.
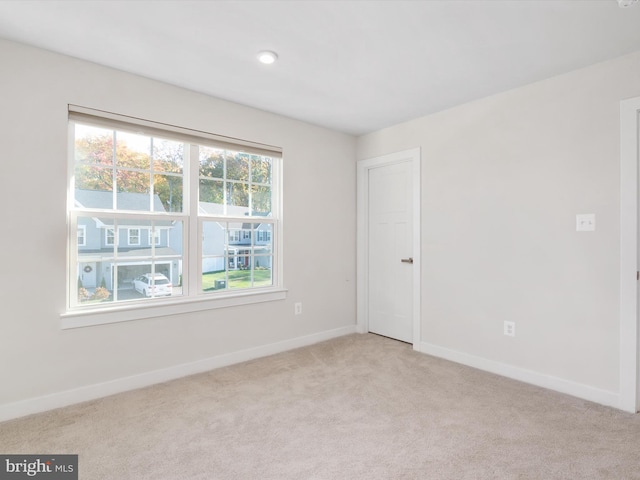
358, 51, 640, 402
0, 39, 356, 418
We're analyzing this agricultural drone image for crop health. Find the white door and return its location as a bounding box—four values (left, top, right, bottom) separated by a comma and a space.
637, 113, 640, 413
620, 96, 640, 412
367, 160, 414, 343
81, 263, 97, 288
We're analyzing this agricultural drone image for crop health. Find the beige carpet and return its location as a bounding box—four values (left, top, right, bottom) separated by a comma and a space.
1, 333, 639, 479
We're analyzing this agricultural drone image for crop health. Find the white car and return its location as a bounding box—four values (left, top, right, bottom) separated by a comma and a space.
133, 273, 172, 297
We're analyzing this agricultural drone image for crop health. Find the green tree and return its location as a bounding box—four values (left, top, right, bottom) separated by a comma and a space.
249, 155, 272, 214
152, 139, 184, 212
199, 149, 224, 205
198, 151, 273, 213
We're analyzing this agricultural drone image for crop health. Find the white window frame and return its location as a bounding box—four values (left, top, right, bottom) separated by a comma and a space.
148, 228, 161, 246
63, 105, 286, 329
257, 230, 271, 243
128, 228, 141, 246
77, 225, 86, 247
105, 228, 115, 246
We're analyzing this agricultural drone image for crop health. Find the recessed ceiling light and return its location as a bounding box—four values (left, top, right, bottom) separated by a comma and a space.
618, 0, 638, 7
257, 51, 278, 65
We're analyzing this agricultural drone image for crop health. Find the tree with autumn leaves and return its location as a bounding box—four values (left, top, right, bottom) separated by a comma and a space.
75, 133, 184, 212
75, 132, 272, 215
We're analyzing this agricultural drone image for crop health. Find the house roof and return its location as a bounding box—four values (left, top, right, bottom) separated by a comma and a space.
226, 245, 271, 253
198, 202, 249, 217
78, 247, 179, 258
75, 189, 166, 212
92, 218, 174, 228
198, 202, 270, 231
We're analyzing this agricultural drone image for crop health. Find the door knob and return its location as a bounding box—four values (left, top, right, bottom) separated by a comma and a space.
401, 257, 414, 264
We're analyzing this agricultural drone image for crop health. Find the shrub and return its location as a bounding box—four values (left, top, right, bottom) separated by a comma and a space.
78, 288, 90, 301
93, 287, 110, 300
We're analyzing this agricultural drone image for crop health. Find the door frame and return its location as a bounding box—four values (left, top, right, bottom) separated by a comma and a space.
620, 96, 640, 413
357, 148, 421, 349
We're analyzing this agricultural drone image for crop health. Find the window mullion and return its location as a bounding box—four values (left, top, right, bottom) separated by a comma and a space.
112, 130, 117, 210
273, 154, 282, 289
248, 155, 252, 215
69, 211, 79, 308
223, 152, 227, 217
149, 136, 154, 212
188, 144, 200, 296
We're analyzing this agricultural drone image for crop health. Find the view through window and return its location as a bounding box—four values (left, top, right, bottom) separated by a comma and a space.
69, 108, 281, 310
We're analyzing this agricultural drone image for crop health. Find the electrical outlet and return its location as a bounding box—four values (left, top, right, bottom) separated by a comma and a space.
504, 321, 515, 337
294, 302, 302, 315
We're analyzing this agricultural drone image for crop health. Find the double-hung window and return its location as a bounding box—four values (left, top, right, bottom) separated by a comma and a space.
148, 228, 161, 246
105, 228, 115, 247
67, 106, 282, 319
77, 225, 86, 247
128, 228, 141, 246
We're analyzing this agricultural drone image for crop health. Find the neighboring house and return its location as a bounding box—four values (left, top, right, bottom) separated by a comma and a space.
199, 202, 273, 274
76, 190, 272, 292
75, 189, 180, 290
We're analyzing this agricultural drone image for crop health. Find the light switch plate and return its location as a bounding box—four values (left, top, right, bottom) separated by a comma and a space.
576, 214, 595, 232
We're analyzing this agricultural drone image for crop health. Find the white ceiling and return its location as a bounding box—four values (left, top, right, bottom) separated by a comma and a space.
1, 0, 640, 135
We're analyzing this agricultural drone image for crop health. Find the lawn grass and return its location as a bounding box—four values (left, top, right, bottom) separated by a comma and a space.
202, 269, 272, 290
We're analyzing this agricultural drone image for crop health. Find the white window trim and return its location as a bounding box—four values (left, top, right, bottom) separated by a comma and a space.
105, 228, 115, 246
257, 230, 272, 243
65, 105, 285, 326
148, 228, 161, 246
77, 225, 86, 247
128, 228, 141, 246
61, 288, 288, 329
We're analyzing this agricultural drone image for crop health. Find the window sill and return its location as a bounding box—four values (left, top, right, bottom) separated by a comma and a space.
60, 288, 288, 329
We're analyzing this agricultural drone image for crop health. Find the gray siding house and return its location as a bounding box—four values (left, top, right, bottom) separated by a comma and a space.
76, 190, 272, 293
76, 190, 180, 291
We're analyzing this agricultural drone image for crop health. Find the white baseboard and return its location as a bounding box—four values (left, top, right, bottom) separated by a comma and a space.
419, 341, 621, 410
0, 325, 357, 423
